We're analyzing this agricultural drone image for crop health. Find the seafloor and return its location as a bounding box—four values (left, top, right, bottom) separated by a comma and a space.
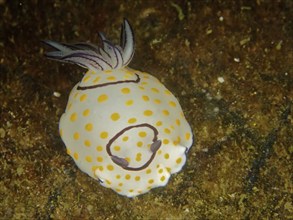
0, 0, 292, 219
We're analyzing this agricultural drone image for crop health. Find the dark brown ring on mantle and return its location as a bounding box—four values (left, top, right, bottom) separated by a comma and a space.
106, 123, 161, 171
77, 73, 140, 90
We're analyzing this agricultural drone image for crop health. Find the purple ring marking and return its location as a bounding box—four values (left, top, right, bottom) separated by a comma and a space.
77, 73, 140, 90
106, 123, 161, 171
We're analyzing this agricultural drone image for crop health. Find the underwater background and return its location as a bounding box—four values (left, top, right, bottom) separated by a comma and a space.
0, 0, 292, 219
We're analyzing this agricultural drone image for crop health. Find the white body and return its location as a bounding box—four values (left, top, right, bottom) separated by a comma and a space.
60, 67, 193, 197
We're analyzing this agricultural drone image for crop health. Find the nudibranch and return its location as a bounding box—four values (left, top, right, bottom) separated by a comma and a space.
44, 19, 193, 197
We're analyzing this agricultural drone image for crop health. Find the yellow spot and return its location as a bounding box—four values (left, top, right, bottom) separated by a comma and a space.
144, 110, 153, 116
92, 165, 99, 172
154, 99, 161, 104
70, 113, 77, 122
139, 86, 145, 90
146, 169, 152, 174
135, 176, 141, 181
116, 175, 121, 179
156, 121, 162, 126
151, 88, 159, 93
74, 92, 79, 99
141, 82, 148, 85
98, 166, 104, 171
176, 158, 182, 164
148, 179, 154, 184
85, 156, 92, 162
165, 90, 171, 95
67, 103, 72, 110
73, 132, 80, 140
111, 113, 120, 121
122, 136, 129, 141
162, 110, 170, 116
158, 169, 163, 174
185, 132, 191, 140
82, 75, 91, 82
85, 123, 93, 131
169, 101, 176, 107
83, 109, 90, 117
66, 148, 71, 155
104, 70, 112, 74
139, 131, 147, 138
97, 157, 103, 162
123, 74, 131, 79
125, 69, 133, 74
164, 153, 170, 159
105, 180, 111, 185
163, 139, 169, 144
84, 140, 91, 147
125, 174, 131, 180
107, 76, 116, 81
93, 76, 100, 83
136, 153, 142, 162
129, 189, 134, 193
128, 118, 137, 124
96, 146, 103, 152
100, 131, 108, 139
125, 99, 134, 106
121, 87, 130, 94
60, 129, 63, 137
164, 128, 171, 134
136, 141, 143, 147
160, 176, 166, 182
80, 94, 87, 102
118, 183, 123, 187
116, 188, 121, 192
166, 167, 171, 172
125, 157, 131, 163
142, 95, 149, 101
107, 165, 114, 171
176, 119, 181, 126
173, 139, 179, 145
114, 146, 121, 151
97, 94, 108, 103
73, 152, 79, 160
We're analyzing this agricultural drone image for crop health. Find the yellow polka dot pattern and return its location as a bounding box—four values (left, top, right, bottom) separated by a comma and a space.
70, 112, 77, 122
111, 113, 120, 121
143, 110, 153, 116
83, 109, 90, 116
73, 132, 79, 140
125, 100, 133, 106
59, 68, 193, 198
84, 140, 91, 147
80, 94, 87, 102
98, 94, 108, 103
85, 123, 93, 131
100, 132, 108, 139
121, 87, 130, 94
128, 118, 136, 124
